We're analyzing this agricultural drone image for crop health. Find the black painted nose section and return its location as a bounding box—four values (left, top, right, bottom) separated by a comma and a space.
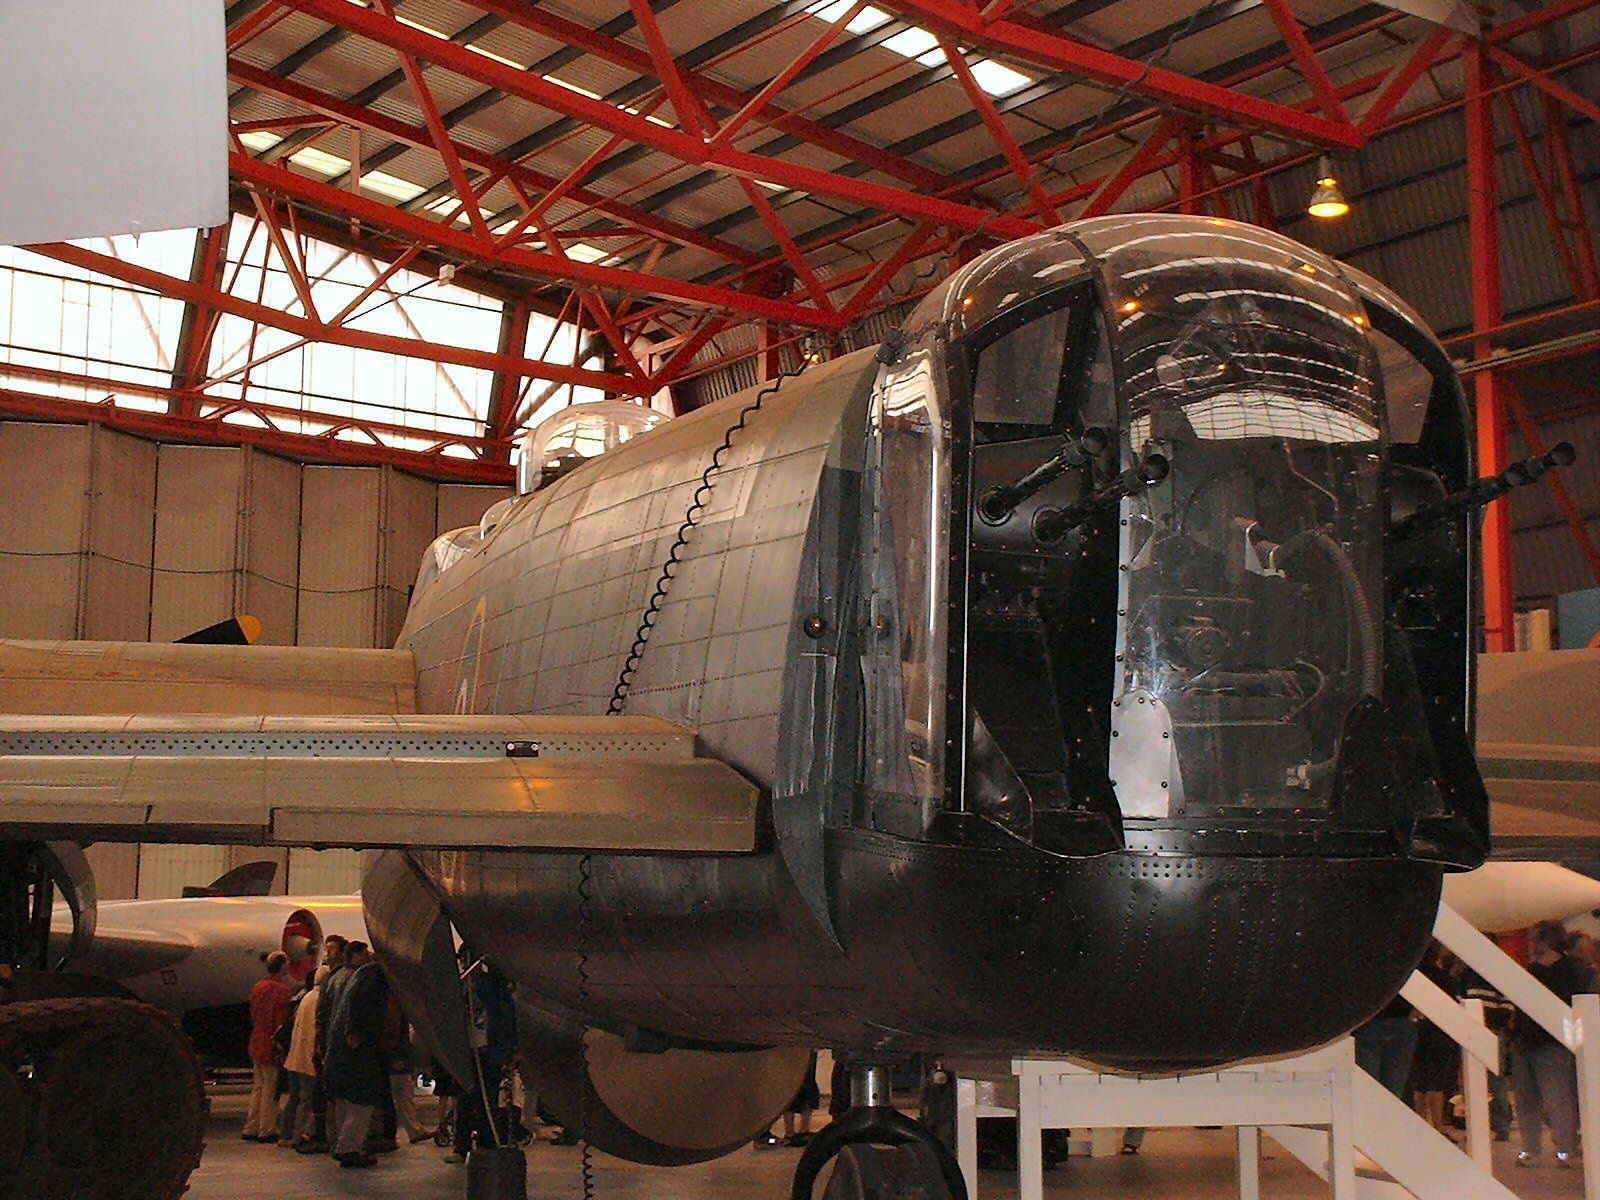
833, 831, 1442, 1069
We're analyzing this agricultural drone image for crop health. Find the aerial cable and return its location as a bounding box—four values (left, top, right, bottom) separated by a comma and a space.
604, 358, 815, 715
579, 354, 815, 1199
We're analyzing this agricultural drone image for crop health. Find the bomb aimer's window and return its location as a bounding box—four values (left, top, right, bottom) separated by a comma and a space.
969, 289, 1094, 440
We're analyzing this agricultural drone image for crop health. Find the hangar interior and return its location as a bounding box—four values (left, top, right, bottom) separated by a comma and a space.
0, 0, 1598, 1199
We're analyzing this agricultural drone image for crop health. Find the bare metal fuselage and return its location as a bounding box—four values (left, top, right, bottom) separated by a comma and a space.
390, 218, 1458, 1068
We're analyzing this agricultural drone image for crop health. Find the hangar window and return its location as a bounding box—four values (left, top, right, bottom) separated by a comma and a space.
200, 214, 504, 451
0, 231, 196, 412
0, 216, 608, 460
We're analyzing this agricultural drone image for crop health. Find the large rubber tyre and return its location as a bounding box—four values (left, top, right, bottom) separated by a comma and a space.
821, 1144, 955, 1200
0, 1057, 26, 1178
1, 997, 206, 1200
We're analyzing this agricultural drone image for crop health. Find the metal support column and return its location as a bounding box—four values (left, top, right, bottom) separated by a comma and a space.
484, 299, 533, 462
1465, 42, 1515, 653
168, 223, 232, 416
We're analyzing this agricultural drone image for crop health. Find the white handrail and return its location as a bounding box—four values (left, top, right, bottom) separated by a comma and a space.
1431, 902, 1600, 1200
1400, 968, 1500, 1071
1434, 904, 1575, 1047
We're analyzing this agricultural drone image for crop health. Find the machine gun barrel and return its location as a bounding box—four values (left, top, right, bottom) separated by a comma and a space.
977, 428, 1108, 524
1033, 452, 1170, 543
1392, 442, 1576, 539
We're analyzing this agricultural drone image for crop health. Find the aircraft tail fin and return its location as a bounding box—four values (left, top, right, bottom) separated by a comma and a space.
182, 860, 278, 898
174, 615, 264, 646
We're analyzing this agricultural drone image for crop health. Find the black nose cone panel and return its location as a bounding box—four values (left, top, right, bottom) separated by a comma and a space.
832, 833, 1442, 1069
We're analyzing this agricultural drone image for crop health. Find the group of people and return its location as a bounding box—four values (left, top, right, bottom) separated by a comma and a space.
1355, 921, 1595, 1168
243, 934, 435, 1169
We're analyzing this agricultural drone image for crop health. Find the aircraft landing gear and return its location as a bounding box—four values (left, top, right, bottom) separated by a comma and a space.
2, 842, 206, 1200
0, 994, 207, 1200
791, 1064, 968, 1200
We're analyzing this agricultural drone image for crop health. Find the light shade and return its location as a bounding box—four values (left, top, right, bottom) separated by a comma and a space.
1307, 159, 1349, 219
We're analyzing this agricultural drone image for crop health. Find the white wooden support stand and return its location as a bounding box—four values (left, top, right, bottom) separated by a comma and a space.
951, 902, 1600, 1200
1573, 993, 1600, 1200
955, 1040, 1361, 1200
1237, 1124, 1261, 1200
954, 1076, 1016, 1191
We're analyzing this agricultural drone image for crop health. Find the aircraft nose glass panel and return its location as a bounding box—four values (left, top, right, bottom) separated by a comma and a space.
862, 346, 950, 808
1099, 232, 1386, 819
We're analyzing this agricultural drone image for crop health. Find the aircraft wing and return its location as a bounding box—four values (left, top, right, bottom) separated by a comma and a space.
0, 639, 759, 856
56, 922, 197, 980
1479, 648, 1600, 858
0, 637, 416, 715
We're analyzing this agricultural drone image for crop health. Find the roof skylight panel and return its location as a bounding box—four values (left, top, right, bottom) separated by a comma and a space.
563, 243, 610, 264
969, 59, 1031, 97
799, 0, 1034, 97
236, 130, 282, 153
277, 143, 427, 202
881, 26, 939, 59
806, 1, 891, 33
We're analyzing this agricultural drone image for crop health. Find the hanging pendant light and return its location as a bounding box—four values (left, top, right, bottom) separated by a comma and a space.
1307, 156, 1350, 219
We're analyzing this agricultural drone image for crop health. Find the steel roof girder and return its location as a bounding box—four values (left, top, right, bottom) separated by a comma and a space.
841, 1, 1366, 148
279, 0, 1039, 241
228, 152, 842, 328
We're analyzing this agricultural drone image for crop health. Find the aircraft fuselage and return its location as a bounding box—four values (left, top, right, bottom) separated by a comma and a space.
391, 215, 1484, 1070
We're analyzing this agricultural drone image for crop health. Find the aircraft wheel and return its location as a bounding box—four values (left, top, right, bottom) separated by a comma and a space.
0, 1055, 26, 1177
821, 1144, 954, 1200
3, 997, 206, 1200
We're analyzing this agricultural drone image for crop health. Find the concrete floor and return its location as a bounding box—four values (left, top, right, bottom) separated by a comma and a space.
189, 1087, 1586, 1200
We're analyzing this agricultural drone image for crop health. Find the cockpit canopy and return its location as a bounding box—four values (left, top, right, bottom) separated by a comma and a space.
417, 400, 670, 598
517, 401, 668, 495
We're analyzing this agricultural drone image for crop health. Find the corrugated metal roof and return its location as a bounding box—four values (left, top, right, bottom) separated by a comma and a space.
223, 0, 1597, 395
228, 0, 1448, 286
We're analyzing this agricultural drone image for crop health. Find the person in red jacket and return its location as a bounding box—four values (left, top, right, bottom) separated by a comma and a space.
243, 951, 295, 1142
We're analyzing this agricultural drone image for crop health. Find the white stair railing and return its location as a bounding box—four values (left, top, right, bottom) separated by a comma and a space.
1266, 1067, 1519, 1200
1429, 902, 1600, 1200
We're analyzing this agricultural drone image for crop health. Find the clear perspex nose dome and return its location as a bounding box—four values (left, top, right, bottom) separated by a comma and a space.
517, 401, 668, 494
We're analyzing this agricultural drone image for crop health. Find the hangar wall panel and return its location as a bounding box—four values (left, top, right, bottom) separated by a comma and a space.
437, 483, 511, 537
299, 466, 382, 647
84, 842, 140, 901
286, 847, 362, 896
151, 445, 244, 642
382, 467, 438, 647
0, 420, 507, 899
0, 422, 488, 648
0, 422, 91, 638
84, 427, 156, 641
241, 449, 301, 646
137, 844, 229, 901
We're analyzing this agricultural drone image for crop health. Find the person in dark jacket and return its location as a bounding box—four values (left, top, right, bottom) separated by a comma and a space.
323, 942, 390, 1168
447, 958, 517, 1164
1411, 944, 1462, 1135
1354, 991, 1418, 1099
1461, 968, 1516, 1141
1512, 921, 1592, 1168
297, 933, 348, 1155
